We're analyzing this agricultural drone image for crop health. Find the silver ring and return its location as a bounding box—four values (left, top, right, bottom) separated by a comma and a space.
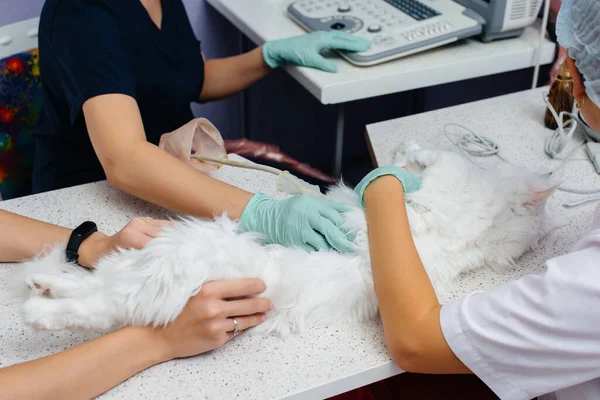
231, 318, 239, 338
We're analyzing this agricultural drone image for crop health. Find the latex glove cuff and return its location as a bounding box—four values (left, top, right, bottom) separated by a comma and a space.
355, 166, 422, 206
239, 192, 271, 233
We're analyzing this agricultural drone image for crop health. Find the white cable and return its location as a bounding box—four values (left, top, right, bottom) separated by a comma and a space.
562, 193, 600, 208
544, 119, 581, 157
443, 121, 600, 207
542, 92, 584, 159
191, 154, 326, 198
538, 93, 600, 198
442, 121, 571, 176
542, 142, 584, 177
443, 123, 505, 163
559, 186, 600, 194
191, 154, 283, 175
532, 0, 551, 89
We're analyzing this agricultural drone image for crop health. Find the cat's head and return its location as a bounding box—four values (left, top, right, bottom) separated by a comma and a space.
505, 169, 558, 218
498, 165, 559, 242
476, 165, 558, 270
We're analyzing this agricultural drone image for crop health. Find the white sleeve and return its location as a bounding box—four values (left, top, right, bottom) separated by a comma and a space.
441, 230, 600, 400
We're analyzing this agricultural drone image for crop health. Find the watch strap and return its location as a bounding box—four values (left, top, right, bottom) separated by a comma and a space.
66, 221, 98, 264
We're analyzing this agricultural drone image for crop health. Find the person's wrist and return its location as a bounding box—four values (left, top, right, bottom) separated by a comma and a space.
77, 231, 110, 268
261, 42, 279, 69
117, 326, 174, 366
239, 192, 271, 230
140, 326, 175, 363
257, 46, 273, 71
364, 175, 405, 204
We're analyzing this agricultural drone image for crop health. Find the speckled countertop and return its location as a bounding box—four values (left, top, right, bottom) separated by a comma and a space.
2, 88, 598, 400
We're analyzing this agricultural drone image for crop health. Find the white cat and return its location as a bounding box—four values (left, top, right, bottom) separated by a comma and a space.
16, 146, 556, 336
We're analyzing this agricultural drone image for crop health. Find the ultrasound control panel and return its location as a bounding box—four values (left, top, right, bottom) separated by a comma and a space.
288, 0, 485, 66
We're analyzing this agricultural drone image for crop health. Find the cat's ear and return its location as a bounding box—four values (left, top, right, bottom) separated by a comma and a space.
525, 183, 560, 206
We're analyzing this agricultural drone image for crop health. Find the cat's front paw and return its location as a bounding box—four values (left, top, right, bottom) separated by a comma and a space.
392, 140, 422, 167
406, 149, 438, 171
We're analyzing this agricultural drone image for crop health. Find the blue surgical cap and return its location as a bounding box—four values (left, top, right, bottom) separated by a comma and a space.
556, 0, 600, 107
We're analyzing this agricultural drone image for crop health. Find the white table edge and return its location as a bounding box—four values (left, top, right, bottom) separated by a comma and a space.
278, 361, 402, 400
320, 43, 556, 104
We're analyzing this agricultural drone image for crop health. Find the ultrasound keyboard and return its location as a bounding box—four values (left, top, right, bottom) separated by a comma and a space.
288, 0, 484, 66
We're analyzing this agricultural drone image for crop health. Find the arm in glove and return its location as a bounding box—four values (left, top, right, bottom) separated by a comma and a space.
262, 31, 370, 73
239, 192, 353, 253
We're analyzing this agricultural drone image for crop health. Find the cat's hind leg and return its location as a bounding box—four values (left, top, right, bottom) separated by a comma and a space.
23, 294, 116, 331
25, 270, 102, 299
17, 247, 116, 331
16, 243, 104, 301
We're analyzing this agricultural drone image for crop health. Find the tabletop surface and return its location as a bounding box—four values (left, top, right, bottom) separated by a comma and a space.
3, 90, 599, 399
205, 0, 556, 104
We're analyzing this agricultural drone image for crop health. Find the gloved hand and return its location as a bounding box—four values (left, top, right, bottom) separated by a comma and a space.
239, 192, 353, 252
354, 166, 422, 206
262, 31, 371, 73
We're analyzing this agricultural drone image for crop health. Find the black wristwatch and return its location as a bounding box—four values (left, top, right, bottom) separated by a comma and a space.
66, 221, 98, 264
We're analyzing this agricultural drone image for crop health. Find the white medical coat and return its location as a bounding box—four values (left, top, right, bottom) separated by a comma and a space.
441, 208, 600, 400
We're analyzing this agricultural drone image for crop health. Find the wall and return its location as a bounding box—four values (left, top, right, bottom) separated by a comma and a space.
0, 0, 44, 26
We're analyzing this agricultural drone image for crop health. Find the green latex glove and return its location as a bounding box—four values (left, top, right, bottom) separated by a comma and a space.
239, 192, 353, 252
262, 31, 371, 73
354, 166, 422, 206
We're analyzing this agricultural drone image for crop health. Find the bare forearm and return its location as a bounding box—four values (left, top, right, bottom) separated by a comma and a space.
364, 176, 468, 373
0, 209, 113, 266
82, 94, 253, 219
107, 142, 253, 219
0, 210, 71, 262
364, 177, 439, 343
0, 327, 168, 400
200, 48, 271, 101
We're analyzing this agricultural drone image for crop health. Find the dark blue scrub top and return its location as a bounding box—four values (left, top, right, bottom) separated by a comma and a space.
34, 0, 205, 192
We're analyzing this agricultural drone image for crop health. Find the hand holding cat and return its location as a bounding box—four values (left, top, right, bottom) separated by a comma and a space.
354, 166, 422, 206
240, 192, 353, 253
152, 278, 272, 360
78, 217, 171, 267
